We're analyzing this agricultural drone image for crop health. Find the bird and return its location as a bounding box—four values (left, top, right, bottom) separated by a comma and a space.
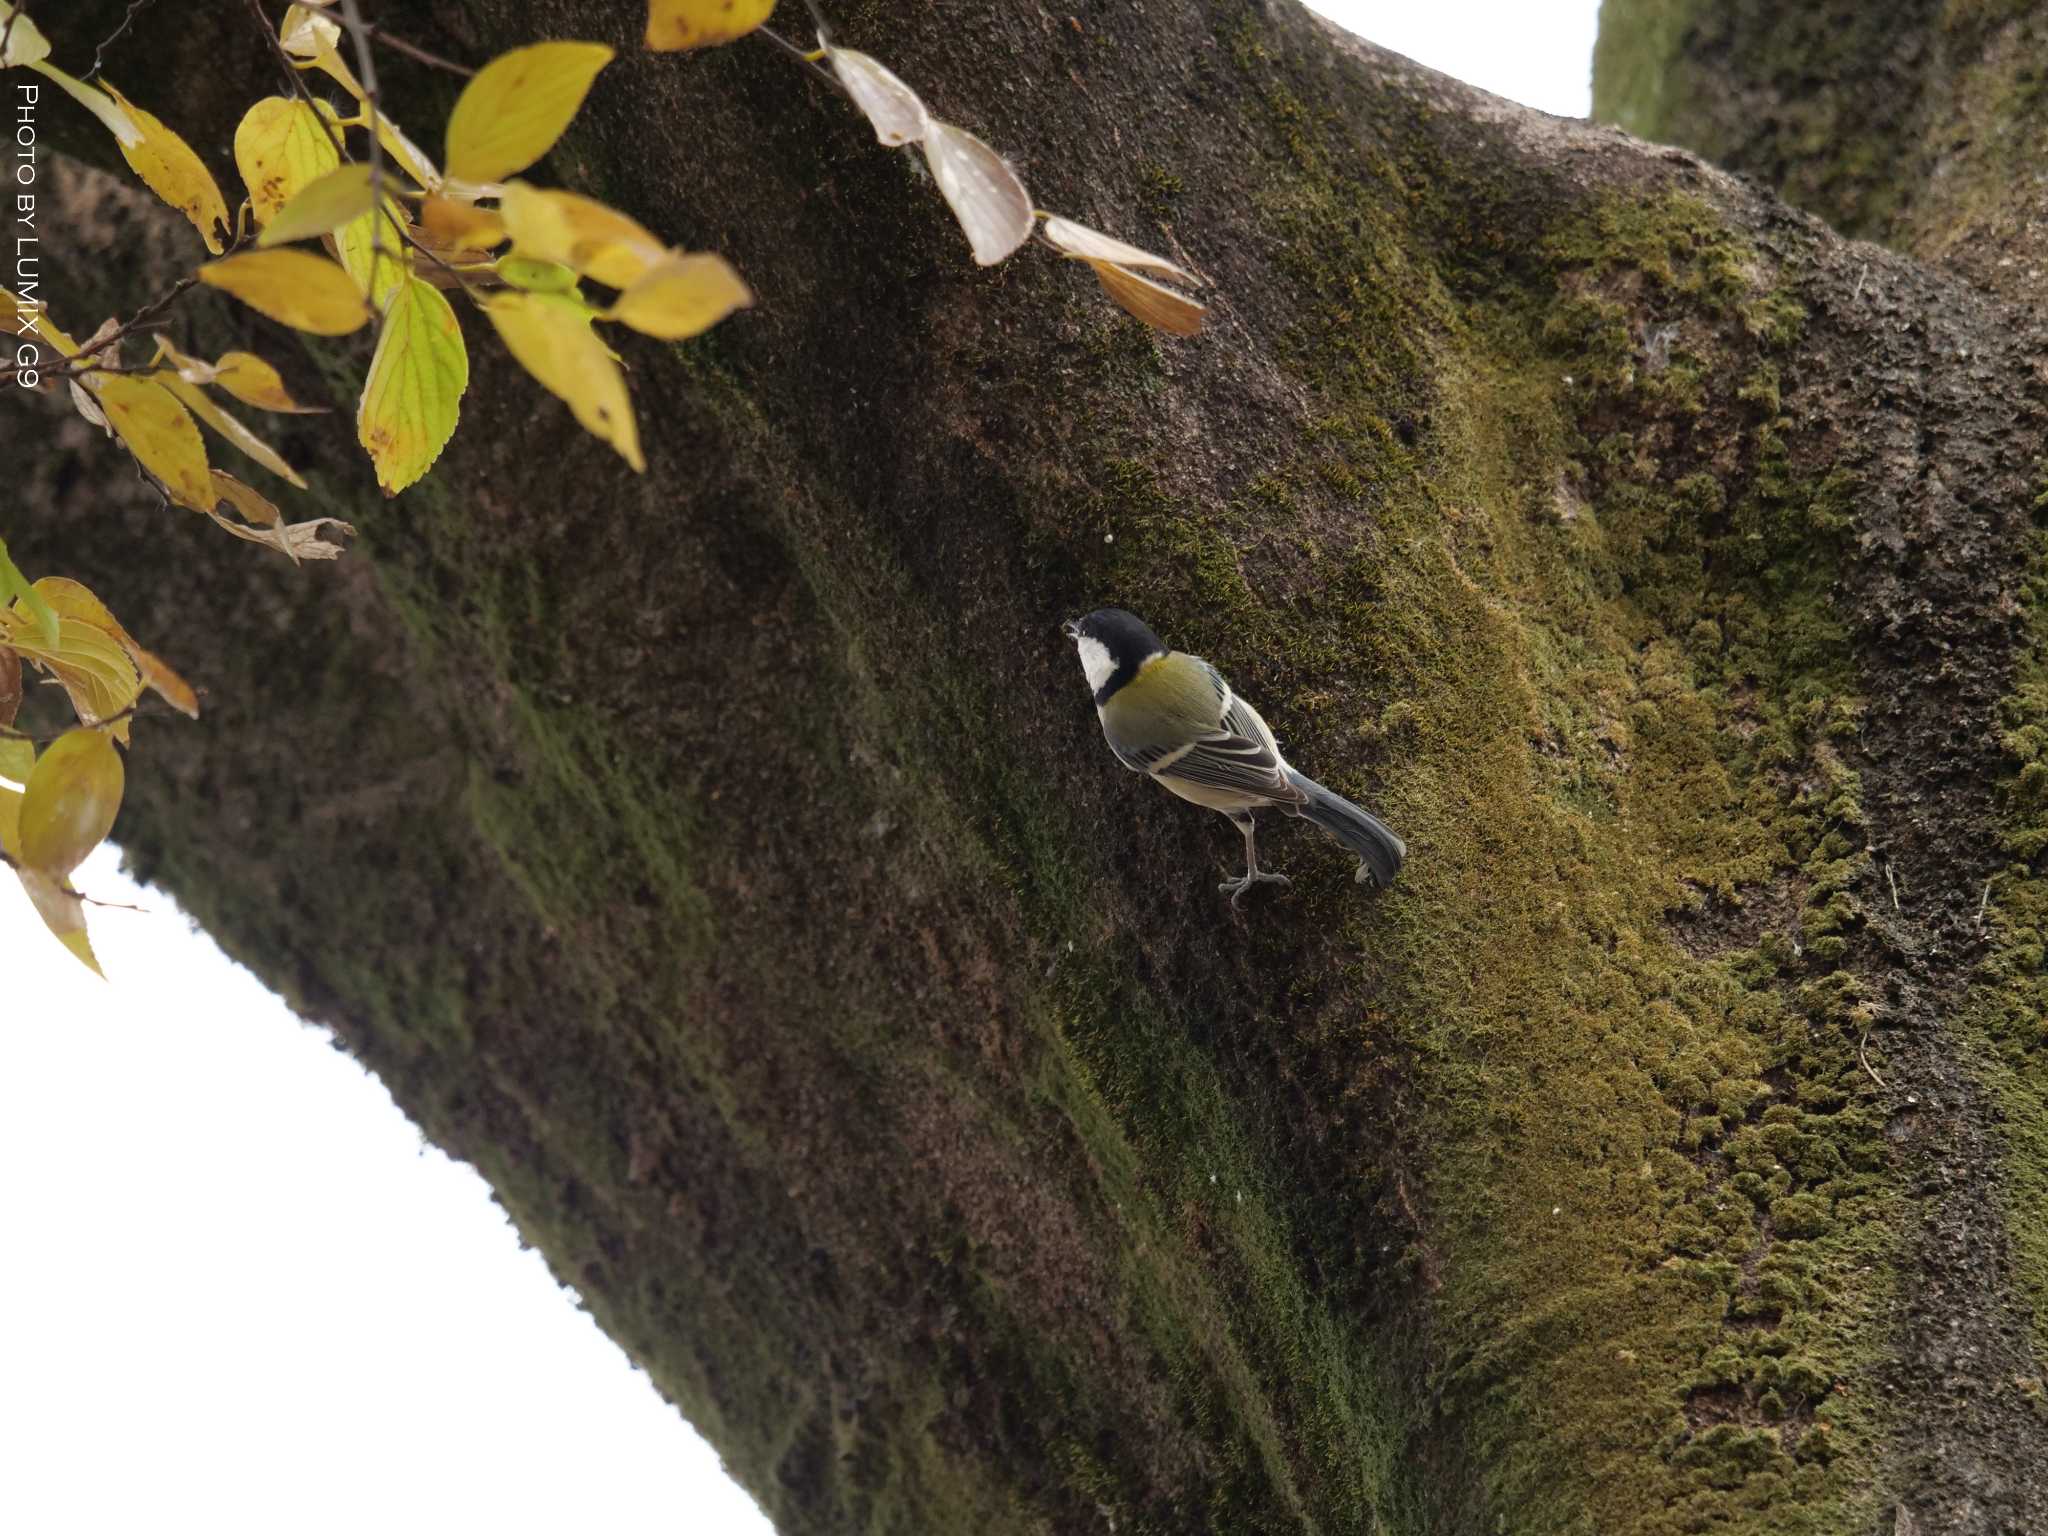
1062, 608, 1405, 907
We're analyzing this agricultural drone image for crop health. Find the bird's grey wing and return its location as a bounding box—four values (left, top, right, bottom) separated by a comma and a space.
1151, 665, 1301, 801
1108, 737, 1181, 774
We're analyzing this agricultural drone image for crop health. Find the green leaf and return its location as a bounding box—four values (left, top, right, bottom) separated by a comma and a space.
259, 162, 377, 246
357, 276, 469, 494
0, 538, 59, 649
497, 255, 582, 295
334, 196, 412, 306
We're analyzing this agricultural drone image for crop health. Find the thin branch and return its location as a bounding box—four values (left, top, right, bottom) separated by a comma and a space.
0, 848, 151, 912
0, 702, 143, 743
755, 23, 839, 92
87, 0, 154, 78
335, 0, 393, 297
65, 272, 204, 369
321, 11, 472, 77
399, 223, 493, 304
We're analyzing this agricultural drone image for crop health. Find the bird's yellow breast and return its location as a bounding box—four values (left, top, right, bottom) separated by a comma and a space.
1100, 652, 1224, 751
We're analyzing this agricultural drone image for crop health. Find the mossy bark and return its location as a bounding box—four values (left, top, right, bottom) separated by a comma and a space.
9, 1, 2048, 1531
1592, 0, 2048, 302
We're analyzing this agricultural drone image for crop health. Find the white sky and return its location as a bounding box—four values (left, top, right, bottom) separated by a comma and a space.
1, 6, 1598, 1533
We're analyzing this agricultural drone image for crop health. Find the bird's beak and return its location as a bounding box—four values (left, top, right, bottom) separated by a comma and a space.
1061, 618, 1080, 640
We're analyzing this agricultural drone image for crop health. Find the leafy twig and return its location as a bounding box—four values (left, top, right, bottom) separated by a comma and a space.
244, 0, 347, 161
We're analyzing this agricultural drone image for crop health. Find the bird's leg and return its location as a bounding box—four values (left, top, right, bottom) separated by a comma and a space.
1219, 812, 1290, 908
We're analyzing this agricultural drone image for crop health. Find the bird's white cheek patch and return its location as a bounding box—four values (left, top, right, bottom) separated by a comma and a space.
1075, 634, 1118, 694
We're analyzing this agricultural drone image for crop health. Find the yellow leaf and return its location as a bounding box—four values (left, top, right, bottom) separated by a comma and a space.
200, 250, 372, 335
30, 578, 198, 720
0, 611, 142, 739
95, 375, 215, 511
500, 181, 666, 289
485, 291, 643, 471
606, 253, 751, 340
154, 371, 308, 489
259, 162, 376, 245
358, 276, 469, 494
372, 111, 444, 193
645, 0, 776, 50
1085, 261, 1208, 337
1, 285, 81, 357
210, 469, 282, 527
9, 856, 104, 977
421, 196, 508, 253
213, 352, 322, 413
446, 41, 614, 183
17, 727, 123, 877
234, 97, 341, 226
101, 83, 231, 254
25, 59, 142, 147
0, 771, 101, 974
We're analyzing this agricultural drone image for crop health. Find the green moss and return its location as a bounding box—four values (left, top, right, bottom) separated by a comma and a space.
1176, 99, 1902, 1519
1137, 162, 1186, 220
1961, 522, 2048, 1357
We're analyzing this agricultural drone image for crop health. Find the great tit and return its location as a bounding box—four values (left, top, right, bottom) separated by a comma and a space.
1063, 608, 1405, 907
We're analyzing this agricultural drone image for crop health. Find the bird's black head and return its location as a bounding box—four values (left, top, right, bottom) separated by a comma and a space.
1062, 608, 1167, 703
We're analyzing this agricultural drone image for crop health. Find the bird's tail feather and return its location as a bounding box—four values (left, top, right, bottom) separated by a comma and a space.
1283, 769, 1405, 887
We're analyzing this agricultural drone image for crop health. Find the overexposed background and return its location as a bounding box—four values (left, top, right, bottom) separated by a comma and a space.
1, 5, 1601, 1531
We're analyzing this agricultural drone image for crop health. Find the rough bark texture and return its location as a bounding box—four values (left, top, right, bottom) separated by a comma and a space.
1592, 0, 2048, 302
9, 1, 2048, 1532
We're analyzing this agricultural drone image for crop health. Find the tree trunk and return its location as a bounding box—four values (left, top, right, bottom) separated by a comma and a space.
9, 1, 2047, 1531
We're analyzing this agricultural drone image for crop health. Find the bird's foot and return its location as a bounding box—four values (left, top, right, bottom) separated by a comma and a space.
1220, 869, 1291, 909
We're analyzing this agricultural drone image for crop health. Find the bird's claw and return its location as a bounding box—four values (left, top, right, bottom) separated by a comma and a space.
1219, 870, 1291, 909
